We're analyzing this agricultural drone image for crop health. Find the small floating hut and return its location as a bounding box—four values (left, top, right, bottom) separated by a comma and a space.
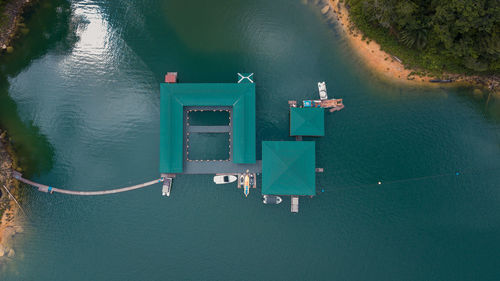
290, 107, 325, 137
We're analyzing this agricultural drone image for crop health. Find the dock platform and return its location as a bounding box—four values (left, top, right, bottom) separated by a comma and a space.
162, 177, 172, 196
184, 161, 262, 174
291, 196, 299, 213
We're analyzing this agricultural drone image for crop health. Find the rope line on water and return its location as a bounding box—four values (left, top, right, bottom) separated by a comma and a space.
321, 166, 500, 193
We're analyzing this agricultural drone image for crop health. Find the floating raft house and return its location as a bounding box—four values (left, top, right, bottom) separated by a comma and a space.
13, 73, 338, 214
261, 141, 316, 196
160, 76, 256, 174
290, 107, 325, 137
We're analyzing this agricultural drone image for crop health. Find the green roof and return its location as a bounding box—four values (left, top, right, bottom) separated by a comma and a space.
160, 83, 256, 173
290, 107, 325, 136
261, 141, 316, 196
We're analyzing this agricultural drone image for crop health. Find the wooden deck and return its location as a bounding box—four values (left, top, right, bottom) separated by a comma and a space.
291, 196, 299, 213
319, 98, 344, 111
162, 178, 172, 196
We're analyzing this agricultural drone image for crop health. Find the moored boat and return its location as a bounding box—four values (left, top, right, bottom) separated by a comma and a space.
244, 175, 250, 197
213, 175, 237, 184
239, 174, 244, 186
318, 82, 328, 100
262, 195, 282, 204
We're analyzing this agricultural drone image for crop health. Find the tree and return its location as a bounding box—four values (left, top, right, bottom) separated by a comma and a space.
346, 0, 500, 73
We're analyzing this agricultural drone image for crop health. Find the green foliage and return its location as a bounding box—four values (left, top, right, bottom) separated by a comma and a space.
346, 0, 500, 74
0, 0, 9, 28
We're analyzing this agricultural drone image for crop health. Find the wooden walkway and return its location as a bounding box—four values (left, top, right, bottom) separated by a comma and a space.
187, 126, 231, 133
12, 171, 163, 196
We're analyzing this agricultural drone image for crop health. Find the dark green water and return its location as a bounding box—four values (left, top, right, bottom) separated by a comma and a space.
1, 0, 500, 280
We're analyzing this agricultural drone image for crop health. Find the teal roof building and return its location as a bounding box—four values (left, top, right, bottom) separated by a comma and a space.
290, 107, 325, 136
160, 82, 256, 174
261, 141, 316, 196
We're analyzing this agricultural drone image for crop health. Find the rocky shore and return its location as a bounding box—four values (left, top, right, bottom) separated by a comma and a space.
321, 0, 500, 93
0, 0, 33, 52
0, 130, 24, 262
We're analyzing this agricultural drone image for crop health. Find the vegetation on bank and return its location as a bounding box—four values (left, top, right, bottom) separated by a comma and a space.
344, 0, 500, 76
0, 0, 8, 29
0, 0, 11, 25
0, 130, 21, 222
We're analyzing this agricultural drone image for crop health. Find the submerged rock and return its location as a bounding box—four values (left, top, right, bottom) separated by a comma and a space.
7, 249, 15, 258
15, 226, 24, 233
472, 88, 484, 99
321, 5, 330, 14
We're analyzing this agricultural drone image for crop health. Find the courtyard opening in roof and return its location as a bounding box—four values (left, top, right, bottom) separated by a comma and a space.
160, 82, 256, 174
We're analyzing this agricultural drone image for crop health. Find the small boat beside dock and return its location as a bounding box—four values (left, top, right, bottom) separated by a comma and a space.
289, 82, 344, 113
263, 195, 282, 204
237, 171, 257, 196
318, 82, 328, 100
213, 175, 237, 184
244, 174, 250, 197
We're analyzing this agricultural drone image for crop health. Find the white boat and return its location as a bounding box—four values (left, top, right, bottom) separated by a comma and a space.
213, 175, 237, 184
318, 82, 328, 100
262, 195, 282, 204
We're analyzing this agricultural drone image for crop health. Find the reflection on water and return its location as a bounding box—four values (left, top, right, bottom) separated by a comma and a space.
0, 0, 76, 175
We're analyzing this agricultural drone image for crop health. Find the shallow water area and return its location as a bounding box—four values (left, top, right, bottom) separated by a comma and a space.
1, 0, 500, 280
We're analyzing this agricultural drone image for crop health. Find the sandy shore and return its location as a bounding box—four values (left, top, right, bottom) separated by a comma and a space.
0, 202, 23, 260
323, 0, 499, 90
0, 131, 24, 262
325, 0, 433, 85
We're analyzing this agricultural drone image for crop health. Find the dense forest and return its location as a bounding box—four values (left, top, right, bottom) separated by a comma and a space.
345, 0, 500, 75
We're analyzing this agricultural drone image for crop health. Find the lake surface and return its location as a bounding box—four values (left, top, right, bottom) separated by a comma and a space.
1, 0, 500, 280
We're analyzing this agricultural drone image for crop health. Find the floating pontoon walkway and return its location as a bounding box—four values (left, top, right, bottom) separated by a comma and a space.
12, 171, 163, 196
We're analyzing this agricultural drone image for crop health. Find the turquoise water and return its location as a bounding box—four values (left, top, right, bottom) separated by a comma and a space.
188, 133, 230, 160
1, 0, 500, 280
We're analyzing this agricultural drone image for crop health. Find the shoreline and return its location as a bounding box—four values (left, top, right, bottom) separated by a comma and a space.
324, 0, 499, 92
0, 0, 34, 51
0, 0, 35, 262
0, 130, 24, 261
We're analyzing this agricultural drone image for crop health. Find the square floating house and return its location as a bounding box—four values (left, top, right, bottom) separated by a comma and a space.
160, 82, 256, 174
290, 107, 325, 136
261, 141, 316, 196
